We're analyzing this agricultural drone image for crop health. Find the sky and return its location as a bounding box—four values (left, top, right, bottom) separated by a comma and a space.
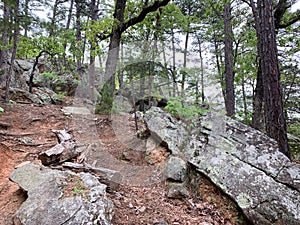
292, 0, 300, 12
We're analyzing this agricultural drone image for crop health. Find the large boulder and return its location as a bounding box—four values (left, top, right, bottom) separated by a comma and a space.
144, 107, 300, 225
0, 58, 38, 89
9, 163, 114, 225
1, 87, 62, 104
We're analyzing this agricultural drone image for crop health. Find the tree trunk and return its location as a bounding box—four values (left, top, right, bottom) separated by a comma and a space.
49, 0, 60, 37
5, 0, 19, 102
75, 0, 82, 78
224, 2, 235, 117
181, 32, 189, 99
98, 0, 126, 113
63, 0, 74, 64
213, 33, 224, 99
253, 0, 290, 158
252, 62, 265, 130
171, 28, 177, 97
196, 35, 205, 104
89, 0, 97, 101
0, 0, 9, 80
241, 73, 248, 121
29, 50, 46, 93
23, 0, 30, 37
118, 42, 124, 88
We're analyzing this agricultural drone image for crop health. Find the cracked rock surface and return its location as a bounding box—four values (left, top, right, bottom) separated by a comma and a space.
9, 163, 114, 225
144, 107, 300, 225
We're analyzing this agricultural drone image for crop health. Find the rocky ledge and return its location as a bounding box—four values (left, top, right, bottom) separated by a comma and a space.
9, 163, 114, 225
144, 107, 300, 225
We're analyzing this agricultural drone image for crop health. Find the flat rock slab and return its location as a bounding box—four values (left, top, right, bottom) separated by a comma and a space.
9, 163, 114, 225
62, 106, 92, 115
144, 107, 300, 225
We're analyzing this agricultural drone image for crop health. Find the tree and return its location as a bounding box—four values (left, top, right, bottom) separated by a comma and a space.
97, 0, 171, 113
5, 0, 20, 102
0, 0, 10, 83
88, 0, 98, 101
250, 0, 290, 158
223, 1, 235, 117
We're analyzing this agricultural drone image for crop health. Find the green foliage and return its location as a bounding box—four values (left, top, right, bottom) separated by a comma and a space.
71, 177, 89, 199
288, 120, 300, 138
95, 82, 114, 114
0, 107, 4, 114
17, 34, 64, 59
165, 97, 207, 123
53, 92, 66, 99
41, 72, 58, 79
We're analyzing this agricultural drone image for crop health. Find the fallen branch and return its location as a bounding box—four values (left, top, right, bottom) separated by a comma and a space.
0, 131, 35, 136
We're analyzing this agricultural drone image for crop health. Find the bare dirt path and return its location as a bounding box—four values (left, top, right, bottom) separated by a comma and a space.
0, 100, 245, 225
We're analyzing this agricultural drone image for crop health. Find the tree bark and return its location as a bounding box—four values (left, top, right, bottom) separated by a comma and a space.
171, 28, 177, 97
5, 0, 19, 102
196, 36, 205, 104
23, 0, 30, 37
89, 0, 98, 101
252, 62, 265, 130
63, 0, 74, 64
223, 2, 235, 117
181, 32, 189, 98
0, 0, 9, 82
253, 0, 290, 158
75, 0, 83, 78
98, 0, 126, 113
29, 50, 46, 93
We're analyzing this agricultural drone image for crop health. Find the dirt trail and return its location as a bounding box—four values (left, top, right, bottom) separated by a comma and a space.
0, 100, 245, 225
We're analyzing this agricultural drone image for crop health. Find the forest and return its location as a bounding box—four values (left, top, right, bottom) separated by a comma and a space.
0, 0, 300, 161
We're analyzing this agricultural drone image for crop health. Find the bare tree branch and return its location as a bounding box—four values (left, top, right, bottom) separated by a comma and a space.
276, 10, 300, 29
97, 0, 170, 41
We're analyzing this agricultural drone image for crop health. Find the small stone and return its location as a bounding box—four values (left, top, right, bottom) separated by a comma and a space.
139, 206, 146, 213
153, 218, 168, 225
167, 182, 189, 199
165, 156, 187, 182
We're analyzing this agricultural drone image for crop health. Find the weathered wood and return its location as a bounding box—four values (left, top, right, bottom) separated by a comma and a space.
38, 141, 77, 166
0, 131, 35, 136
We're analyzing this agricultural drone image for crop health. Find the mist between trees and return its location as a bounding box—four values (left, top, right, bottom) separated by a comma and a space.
0, 0, 300, 159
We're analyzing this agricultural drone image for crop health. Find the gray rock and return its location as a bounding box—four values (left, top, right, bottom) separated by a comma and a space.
144, 107, 189, 154
144, 107, 300, 225
10, 163, 114, 225
153, 218, 169, 225
62, 106, 92, 115
165, 156, 187, 182
5, 88, 43, 104
166, 182, 189, 199
33, 87, 62, 104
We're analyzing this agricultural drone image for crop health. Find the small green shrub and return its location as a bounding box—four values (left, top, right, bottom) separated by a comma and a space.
41, 72, 58, 79
165, 97, 208, 123
95, 83, 114, 114
53, 92, 66, 99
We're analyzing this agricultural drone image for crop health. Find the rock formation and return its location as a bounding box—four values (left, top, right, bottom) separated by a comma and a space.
9, 163, 114, 225
144, 107, 300, 225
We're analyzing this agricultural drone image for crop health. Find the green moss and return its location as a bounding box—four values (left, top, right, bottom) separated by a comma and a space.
95, 83, 114, 114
